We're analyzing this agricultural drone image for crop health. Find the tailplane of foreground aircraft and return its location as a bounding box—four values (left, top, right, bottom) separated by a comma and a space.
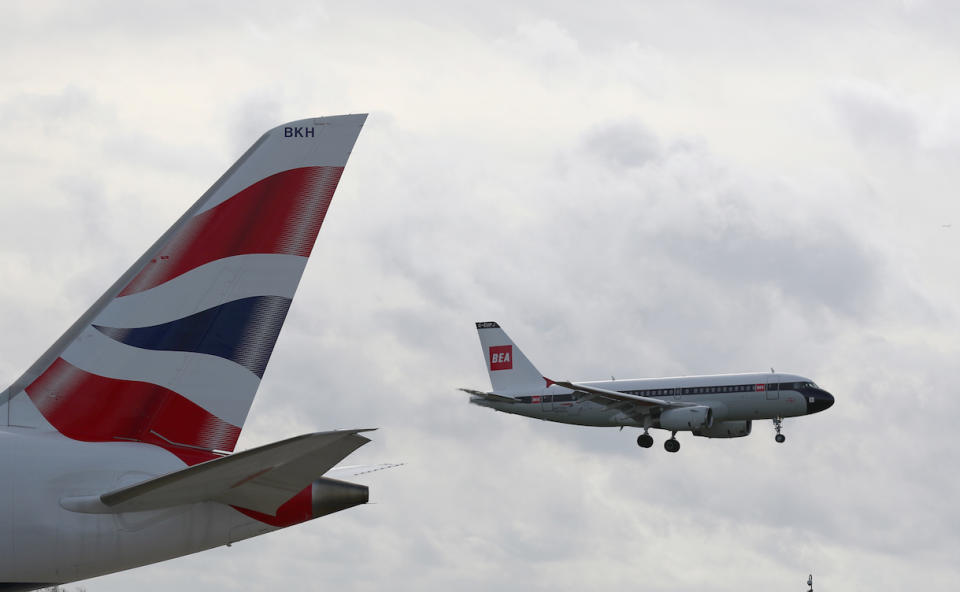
462, 322, 834, 452
0, 115, 385, 590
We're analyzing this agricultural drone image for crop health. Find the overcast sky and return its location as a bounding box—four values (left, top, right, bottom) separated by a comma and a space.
2, 1, 959, 590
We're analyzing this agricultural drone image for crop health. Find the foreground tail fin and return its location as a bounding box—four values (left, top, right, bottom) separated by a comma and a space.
1, 115, 366, 456
475, 321, 545, 393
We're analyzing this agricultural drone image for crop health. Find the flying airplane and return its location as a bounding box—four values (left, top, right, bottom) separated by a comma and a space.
0, 114, 384, 590
461, 322, 834, 452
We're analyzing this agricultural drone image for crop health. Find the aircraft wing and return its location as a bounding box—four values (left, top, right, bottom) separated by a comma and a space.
63, 430, 373, 516
459, 388, 520, 404
548, 379, 689, 419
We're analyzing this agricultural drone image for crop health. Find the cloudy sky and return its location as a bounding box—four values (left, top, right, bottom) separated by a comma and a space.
2, 1, 960, 590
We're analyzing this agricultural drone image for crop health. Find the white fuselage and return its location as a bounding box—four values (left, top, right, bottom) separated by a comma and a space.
472, 372, 816, 427
0, 428, 280, 587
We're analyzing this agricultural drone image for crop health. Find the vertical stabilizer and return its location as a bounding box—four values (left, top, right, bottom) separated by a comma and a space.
1, 115, 367, 458
475, 322, 545, 394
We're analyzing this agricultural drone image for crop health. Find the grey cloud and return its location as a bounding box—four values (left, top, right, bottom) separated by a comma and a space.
101, 131, 220, 176
227, 96, 285, 156
561, 122, 888, 333
658, 216, 881, 319
0, 1, 327, 41
0, 86, 110, 130
582, 121, 662, 169
830, 81, 960, 161
832, 83, 920, 150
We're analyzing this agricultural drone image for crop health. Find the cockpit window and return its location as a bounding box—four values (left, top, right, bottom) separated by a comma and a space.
778, 382, 818, 391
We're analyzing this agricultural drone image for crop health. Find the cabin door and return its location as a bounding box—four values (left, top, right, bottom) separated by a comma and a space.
765, 382, 779, 400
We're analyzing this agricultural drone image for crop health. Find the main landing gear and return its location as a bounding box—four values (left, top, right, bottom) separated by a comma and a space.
637, 430, 681, 452
636, 431, 654, 448
664, 432, 680, 453
773, 416, 786, 443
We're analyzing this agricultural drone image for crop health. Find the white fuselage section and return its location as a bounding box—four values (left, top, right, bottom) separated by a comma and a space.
0, 428, 278, 586
472, 372, 814, 427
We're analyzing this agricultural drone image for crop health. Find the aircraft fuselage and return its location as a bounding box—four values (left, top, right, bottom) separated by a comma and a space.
471, 372, 834, 428
0, 428, 287, 588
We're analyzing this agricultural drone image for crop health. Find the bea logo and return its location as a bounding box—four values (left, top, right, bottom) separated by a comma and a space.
489, 345, 513, 371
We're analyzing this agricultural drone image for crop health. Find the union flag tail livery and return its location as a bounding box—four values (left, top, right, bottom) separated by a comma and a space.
3, 115, 365, 455
462, 321, 835, 453
0, 115, 392, 590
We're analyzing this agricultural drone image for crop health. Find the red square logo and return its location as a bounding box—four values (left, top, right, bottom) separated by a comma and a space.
489, 345, 513, 371
756, 384, 766, 391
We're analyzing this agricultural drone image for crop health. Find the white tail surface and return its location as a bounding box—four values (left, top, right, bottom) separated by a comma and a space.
475, 321, 545, 394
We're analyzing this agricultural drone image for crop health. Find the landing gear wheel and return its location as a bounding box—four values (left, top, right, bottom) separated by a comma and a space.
664, 438, 680, 453
637, 433, 654, 448
773, 416, 786, 444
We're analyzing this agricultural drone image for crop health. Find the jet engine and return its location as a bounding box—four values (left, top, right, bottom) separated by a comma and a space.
693, 420, 752, 438
657, 406, 713, 431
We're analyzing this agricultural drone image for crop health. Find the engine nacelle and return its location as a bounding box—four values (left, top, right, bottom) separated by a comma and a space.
312, 477, 369, 518
657, 406, 713, 431
693, 420, 752, 438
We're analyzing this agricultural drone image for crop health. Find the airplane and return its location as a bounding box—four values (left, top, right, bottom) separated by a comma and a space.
0, 114, 387, 590
461, 322, 834, 452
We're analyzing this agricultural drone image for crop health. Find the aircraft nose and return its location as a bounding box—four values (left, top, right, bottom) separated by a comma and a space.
806, 388, 835, 414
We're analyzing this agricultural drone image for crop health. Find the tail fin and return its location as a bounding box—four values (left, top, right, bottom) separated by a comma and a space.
475, 322, 545, 393
1, 115, 366, 458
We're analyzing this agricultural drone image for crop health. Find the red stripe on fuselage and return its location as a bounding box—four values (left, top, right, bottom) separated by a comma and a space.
232, 486, 313, 528
120, 166, 343, 296
25, 358, 241, 455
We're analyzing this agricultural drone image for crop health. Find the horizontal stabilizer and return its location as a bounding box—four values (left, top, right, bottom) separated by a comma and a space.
62, 430, 373, 516
458, 388, 519, 404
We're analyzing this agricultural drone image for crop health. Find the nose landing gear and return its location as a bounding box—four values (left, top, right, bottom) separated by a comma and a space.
773, 417, 786, 443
